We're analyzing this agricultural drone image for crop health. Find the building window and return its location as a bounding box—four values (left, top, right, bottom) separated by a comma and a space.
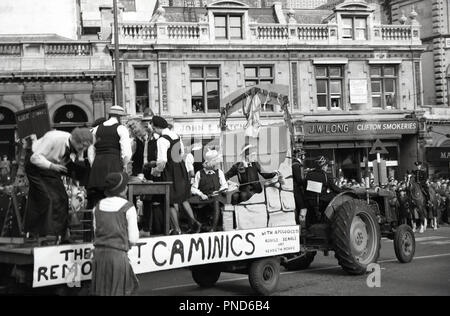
214, 14, 243, 40
245, 65, 275, 111
342, 16, 367, 40
82, 27, 100, 36
134, 67, 149, 113
370, 65, 397, 109
190, 66, 220, 113
315, 66, 343, 110
119, 0, 136, 12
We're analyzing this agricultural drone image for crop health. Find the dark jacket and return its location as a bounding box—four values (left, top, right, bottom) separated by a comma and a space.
292, 158, 307, 211
225, 161, 277, 194
304, 168, 342, 201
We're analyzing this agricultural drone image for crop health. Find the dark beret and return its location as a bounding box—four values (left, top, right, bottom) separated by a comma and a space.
151, 116, 168, 129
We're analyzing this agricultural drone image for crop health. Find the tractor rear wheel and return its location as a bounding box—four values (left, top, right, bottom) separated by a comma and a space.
331, 199, 381, 275
283, 251, 316, 271
248, 257, 280, 296
191, 265, 221, 288
394, 224, 415, 263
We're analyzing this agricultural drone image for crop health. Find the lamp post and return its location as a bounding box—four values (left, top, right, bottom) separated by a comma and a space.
113, 0, 122, 106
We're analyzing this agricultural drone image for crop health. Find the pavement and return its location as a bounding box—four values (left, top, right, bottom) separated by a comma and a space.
136, 226, 450, 296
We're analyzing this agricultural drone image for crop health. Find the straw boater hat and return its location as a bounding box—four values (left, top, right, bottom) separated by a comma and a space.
104, 171, 129, 197
204, 149, 222, 164
109, 105, 128, 116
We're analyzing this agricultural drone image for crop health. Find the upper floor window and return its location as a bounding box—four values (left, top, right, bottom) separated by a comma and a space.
134, 67, 149, 113
370, 65, 397, 109
214, 14, 243, 40
315, 66, 343, 110
120, 0, 136, 12
342, 16, 367, 40
245, 65, 275, 111
190, 66, 220, 113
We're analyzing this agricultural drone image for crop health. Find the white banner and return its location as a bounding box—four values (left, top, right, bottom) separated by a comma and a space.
33, 226, 300, 288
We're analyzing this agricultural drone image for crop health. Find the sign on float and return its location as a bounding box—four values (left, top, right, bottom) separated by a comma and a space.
33, 226, 300, 288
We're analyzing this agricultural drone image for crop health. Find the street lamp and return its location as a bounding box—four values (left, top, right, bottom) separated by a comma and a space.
113, 0, 122, 106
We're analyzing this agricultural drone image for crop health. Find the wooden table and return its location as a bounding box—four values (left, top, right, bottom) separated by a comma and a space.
127, 181, 172, 235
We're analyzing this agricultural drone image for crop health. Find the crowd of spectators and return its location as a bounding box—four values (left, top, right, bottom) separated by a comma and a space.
335, 175, 450, 229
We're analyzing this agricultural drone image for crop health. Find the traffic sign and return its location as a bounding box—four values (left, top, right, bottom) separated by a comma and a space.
369, 139, 389, 155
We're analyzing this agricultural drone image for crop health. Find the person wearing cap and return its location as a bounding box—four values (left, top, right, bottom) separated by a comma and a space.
191, 149, 228, 231
87, 105, 132, 208
24, 128, 94, 244
151, 115, 201, 234
304, 156, 343, 225
292, 148, 307, 225
225, 144, 279, 205
91, 171, 139, 296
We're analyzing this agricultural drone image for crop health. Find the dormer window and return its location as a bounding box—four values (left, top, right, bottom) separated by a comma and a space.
342, 16, 367, 40
214, 14, 243, 39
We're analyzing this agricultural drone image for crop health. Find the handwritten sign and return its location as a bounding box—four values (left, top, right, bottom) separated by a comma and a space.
15, 104, 51, 139
306, 180, 322, 193
33, 226, 300, 288
349, 79, 368, 104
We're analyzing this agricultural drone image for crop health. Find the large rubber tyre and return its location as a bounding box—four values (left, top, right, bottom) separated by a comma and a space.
248, 257, 280, 296
191, 265, 221, 288
331, 199, 381, 275
394, 224, 415, 263
284, 251, 316, 271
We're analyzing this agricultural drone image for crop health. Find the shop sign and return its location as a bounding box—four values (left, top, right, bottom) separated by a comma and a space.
174, 119, 284, 136
33, 226, 300, 288
426, 147, 450, 162
304, 120, 417, 137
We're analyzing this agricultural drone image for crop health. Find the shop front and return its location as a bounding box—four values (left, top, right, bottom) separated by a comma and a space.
296, 119, 419, 181
425, 122, 450, 178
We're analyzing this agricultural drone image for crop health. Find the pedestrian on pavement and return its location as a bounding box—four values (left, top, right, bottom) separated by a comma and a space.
24, 128, 93, 244
87, 105, 132, 208
91, 171, 139, 296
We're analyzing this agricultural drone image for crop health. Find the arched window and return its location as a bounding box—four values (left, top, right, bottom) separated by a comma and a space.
53, 104, 89, 132
0, 106, 17, 160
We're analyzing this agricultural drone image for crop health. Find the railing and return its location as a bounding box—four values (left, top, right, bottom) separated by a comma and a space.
117, 21, 421, 46
44, 43, 92, 56
167, 23, 201, 39
0, 41, 112, 72
0, 44, 22, 56
256, 24, 289, 40
121, 23, 157, 40
297, 24, 330, 41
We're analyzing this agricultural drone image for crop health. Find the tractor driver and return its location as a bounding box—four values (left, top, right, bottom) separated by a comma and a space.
304, 156, 343, 225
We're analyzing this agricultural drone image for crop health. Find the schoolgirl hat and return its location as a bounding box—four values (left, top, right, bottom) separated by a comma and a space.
104, 172, 129, 197
151, 116, 169, 129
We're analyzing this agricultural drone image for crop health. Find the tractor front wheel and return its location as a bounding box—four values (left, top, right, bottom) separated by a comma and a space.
248, 257, 280, 296
394, 224, 415, 263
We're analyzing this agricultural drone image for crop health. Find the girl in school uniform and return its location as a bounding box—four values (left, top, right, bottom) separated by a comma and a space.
91, 171, 139, 296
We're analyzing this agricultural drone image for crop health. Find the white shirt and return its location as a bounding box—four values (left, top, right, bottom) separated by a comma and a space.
88, 117, 132, 167
185, 153, 194, 174
30, 130, 83, 170
93, 196, 139, 244
153, 128, 184, 175
191, 168, 228, 197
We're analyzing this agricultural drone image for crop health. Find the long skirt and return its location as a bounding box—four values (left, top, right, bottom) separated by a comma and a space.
24, 162, 68, 237
161, 161, 190, 205
88, 153, 122, 190
91, 247, 139, 296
